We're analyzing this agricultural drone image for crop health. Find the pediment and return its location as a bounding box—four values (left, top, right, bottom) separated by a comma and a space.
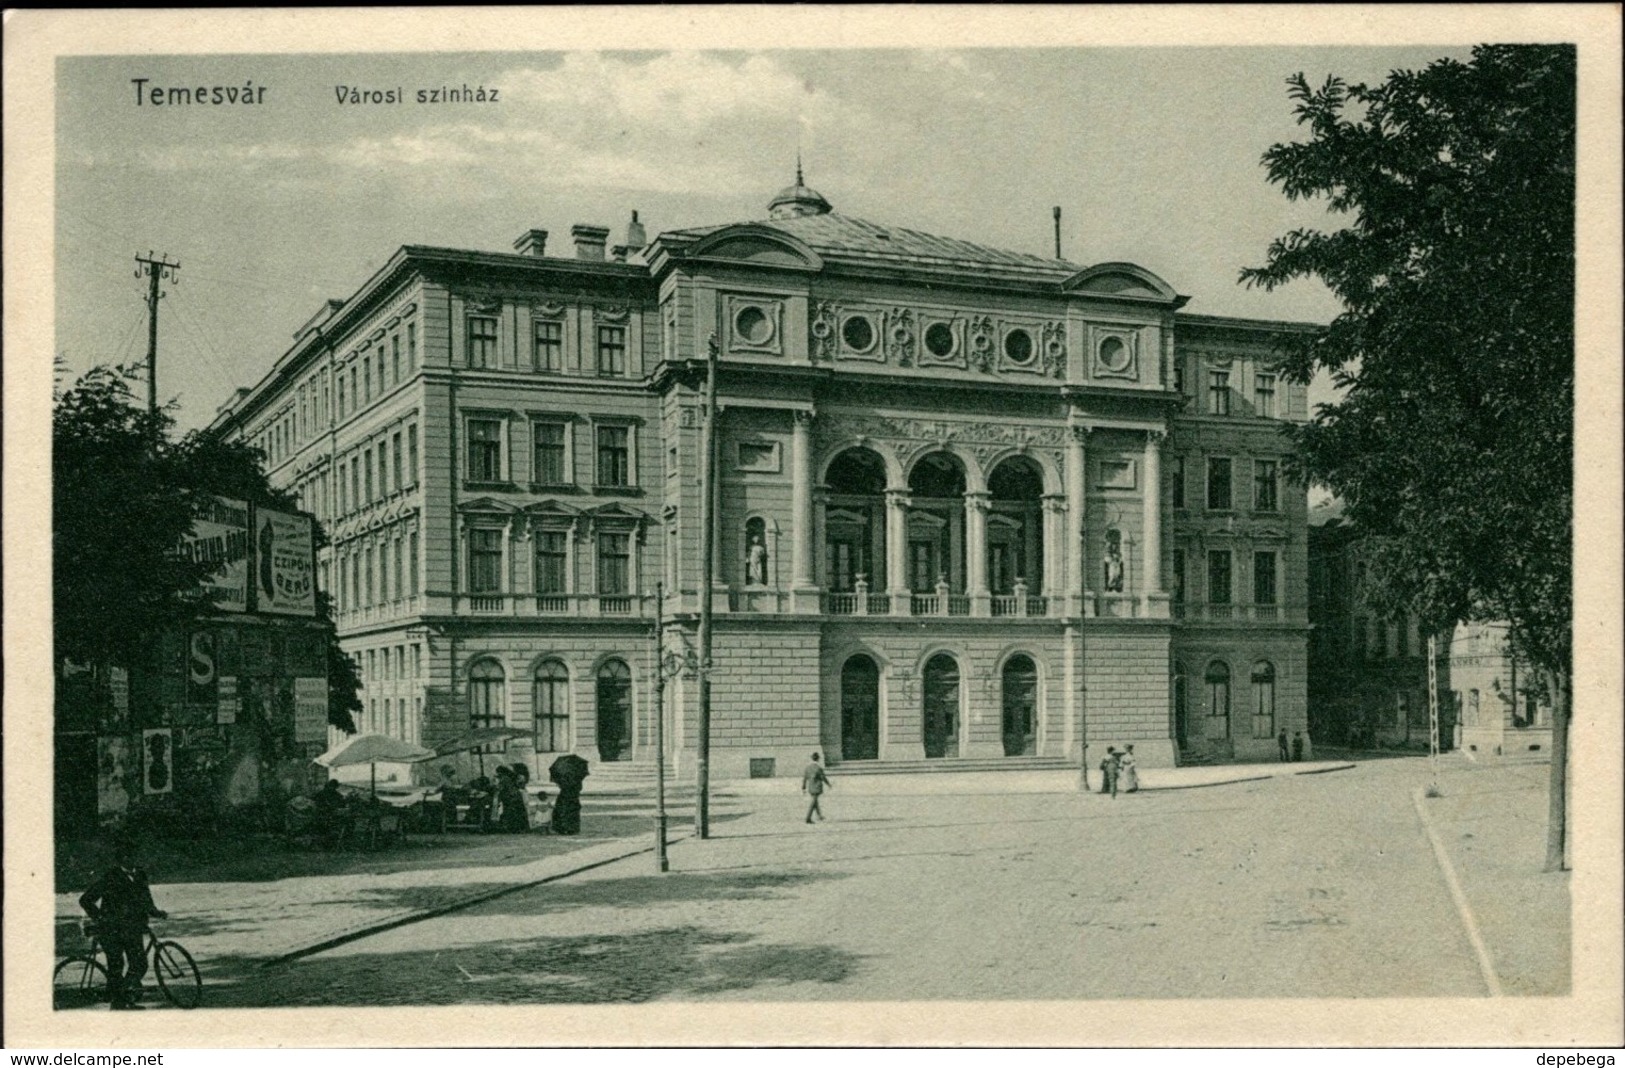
586, 501, 648, 521
457, 496, 519, 514
521, 499, 581, 517
1061, 262, 1179, 303
688, 225, 824, 271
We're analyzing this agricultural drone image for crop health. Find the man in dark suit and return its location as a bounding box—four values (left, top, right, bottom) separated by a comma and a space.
79, 835, 167, 1010
801, 752, 832, 824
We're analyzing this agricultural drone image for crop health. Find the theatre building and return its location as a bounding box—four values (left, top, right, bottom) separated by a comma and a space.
212, 175, 1314, 777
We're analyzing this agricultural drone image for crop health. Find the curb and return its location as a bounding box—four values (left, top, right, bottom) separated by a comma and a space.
1090, 761, 1356, 794
259, 835, 664, 968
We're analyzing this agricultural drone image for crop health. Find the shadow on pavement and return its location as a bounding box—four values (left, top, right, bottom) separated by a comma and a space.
208, 926, 861, 1006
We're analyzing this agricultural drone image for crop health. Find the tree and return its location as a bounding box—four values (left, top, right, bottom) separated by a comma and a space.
1241, 45, 1574, 869
54, 364, 357, 732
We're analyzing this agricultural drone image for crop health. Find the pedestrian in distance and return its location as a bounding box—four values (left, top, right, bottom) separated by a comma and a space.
1099, 746, 1119, 797
1278, 729, 1289, 762
802, 752, 832, 823
78, 833, 168, 1010
1292, 730, 1305, 763
1118, 744, 1140, 793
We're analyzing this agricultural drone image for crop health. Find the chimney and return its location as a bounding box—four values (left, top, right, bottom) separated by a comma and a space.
1053, 206, 1063, 260
571, 224, 610, 261
626, 209, 647, 251
513, 229, 549, 257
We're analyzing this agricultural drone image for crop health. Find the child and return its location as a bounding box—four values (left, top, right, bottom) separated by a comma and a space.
78, 834, 167, 1010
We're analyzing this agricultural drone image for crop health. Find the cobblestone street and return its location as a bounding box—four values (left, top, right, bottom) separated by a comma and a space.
189, 755, 1566, 1006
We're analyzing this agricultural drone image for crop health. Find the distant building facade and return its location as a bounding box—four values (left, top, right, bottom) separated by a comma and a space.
212, 176, 1315, 776
1448, 621, 1553, 761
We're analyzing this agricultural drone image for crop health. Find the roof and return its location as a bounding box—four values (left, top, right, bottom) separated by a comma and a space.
664, 212, 1083, 282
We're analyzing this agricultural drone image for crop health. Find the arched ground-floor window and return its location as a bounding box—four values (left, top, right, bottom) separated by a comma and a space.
469, 659, 506, 730
1001, 655, 1037, 756
1205, 660, 1231, 740
922, 653, 961, 758
595, 659, 632, 762
1251, 661, 1276, 738
534, 659, 570, 753
840, 655, 880, 761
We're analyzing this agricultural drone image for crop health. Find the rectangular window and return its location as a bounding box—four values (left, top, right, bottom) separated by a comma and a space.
1172, 548, 1186, 605
337, 377, 346, 419
379, 540, 391, 603
1255, 373, 1277, 418
467, 418, 503, 482
409, 532, 419, 595
1208, 370, 1231, 416
365, 546, 375, 605
910, 541, 938, 592
350, 457, 360, 511
1254, 460, 1279, 511
338, 460, 349, 514
406, 424, 418, 486
468, 316, 499, 369
1170, 455, 1185, 509
468, 529, 503, 593
365, 355, 375, 403
391, 433, 403, 495
391, 334, 401, 388
349, 367, 358, 413
596, 325, 627, 377
1254, 551, 1277, 605
407, 322, 417, 370
533, 421, 568, 484
1207, 457, 1233, 510
533, 319, 563, 372
597, 532, 630, 595
363, 448, 374, 503
1207, 550, 1232, 605
828, 540, 856, 593
535, 531, 568, 594
596, 424, 630, 487
393, 537, 404, 601
1174, 356, 1185, 395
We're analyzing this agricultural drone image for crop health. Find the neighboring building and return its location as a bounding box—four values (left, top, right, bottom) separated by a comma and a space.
1307, 500, 1455, 750
1449, 621, 1553, 761
211, 173, 1315, 777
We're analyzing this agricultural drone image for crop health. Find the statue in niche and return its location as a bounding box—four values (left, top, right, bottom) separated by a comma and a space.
1103, 528, 1125, 593
745, 522, 768, 586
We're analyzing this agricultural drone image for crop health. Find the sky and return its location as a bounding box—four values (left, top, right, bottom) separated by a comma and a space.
55, 44, 1472, 431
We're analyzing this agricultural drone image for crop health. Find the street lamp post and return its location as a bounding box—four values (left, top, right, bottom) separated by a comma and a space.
651, 582, 670, 872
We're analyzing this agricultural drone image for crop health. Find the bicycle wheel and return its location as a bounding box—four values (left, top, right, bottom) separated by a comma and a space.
151, 940, 202, 1009
53, 955, 108, 1010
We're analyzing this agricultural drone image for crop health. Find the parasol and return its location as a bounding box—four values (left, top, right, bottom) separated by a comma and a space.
314, 733, 436, 796
433, 725, 531, 777
548, 753, 590, 789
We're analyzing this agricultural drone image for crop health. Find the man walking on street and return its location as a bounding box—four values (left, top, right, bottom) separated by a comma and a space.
1278, 729, 1289, 762
802, 752, 832, 824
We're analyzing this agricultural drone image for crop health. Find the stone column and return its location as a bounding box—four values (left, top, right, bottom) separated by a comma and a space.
886, 488, 911, 613
1067, 426, 1089, 616
1143, 430, 1167, 617
1042, 494, 1066, 615
790, 409, 819, 611
965, 491, 991, 614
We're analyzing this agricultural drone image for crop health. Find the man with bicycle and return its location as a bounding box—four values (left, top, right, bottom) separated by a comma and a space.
78, 834, 167, 1010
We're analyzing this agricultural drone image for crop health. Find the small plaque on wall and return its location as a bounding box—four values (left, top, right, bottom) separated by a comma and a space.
1098, 459, 1137, 489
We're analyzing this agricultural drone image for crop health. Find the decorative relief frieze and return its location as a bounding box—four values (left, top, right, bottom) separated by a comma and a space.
1042, 322, 1067, 379
810, 300, 839, 363
968, 316, 996, 373
593, 305, 630, 323
532, 301, 566, 318
815, 414, 1070, 453
886, 308, 916, 367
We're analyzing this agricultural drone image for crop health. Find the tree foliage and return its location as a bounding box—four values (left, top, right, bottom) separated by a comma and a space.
1242, 45, 1574, 675
54, 365, 355, 730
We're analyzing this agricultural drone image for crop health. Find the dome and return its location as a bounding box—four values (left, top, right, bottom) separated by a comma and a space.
767, 160, 832, 219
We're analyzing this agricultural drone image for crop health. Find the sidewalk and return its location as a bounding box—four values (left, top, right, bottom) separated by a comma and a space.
723, 759, 1355, 796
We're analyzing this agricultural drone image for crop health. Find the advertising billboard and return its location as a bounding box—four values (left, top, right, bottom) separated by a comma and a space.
255, 508, 316, 616
181, 496, 250, 612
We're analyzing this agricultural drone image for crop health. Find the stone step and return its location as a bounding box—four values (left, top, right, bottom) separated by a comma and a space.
826, 756, 1077, 776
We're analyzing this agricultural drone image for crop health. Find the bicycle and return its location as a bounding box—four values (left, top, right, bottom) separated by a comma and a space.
53, 920, 202, 1010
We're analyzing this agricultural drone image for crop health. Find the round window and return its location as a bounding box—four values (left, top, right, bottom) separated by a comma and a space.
1004, 328, 1034, 364
842, 315, 875, 352
924, 322, 955, 357
1098, 336, 1131, 372
735, 306, 772, 346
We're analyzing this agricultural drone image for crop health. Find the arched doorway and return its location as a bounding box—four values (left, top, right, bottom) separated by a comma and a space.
988, 457, 1046, 595
824, 448, 887, 592
1001, 655, 1038, 756
595, 659, 632, 762
922, 653, 960, 758
840, 655, 880, 761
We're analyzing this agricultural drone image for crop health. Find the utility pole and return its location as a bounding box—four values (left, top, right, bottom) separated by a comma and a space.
651, 582, 670, 872
1426, 632, 1442, 797
695, 333, 720, 839
135, 252, 181, 416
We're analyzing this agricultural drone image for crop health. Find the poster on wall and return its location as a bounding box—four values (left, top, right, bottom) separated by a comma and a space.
181, 496, 250, 612
187, 630, 218, 704
255, 508, 316, 617
96, 736, 132, 817
141, 728, 173, 795
293, 677, 328, 743
217, 675, 239, 724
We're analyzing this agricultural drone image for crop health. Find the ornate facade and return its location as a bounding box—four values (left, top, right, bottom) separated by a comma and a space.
213, 177, 1315, 777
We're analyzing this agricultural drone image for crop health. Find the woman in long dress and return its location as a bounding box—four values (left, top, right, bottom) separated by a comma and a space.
1118, 745, 1140, 793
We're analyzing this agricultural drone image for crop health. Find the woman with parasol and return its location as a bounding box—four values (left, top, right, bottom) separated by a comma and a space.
548, 753, 589, 835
